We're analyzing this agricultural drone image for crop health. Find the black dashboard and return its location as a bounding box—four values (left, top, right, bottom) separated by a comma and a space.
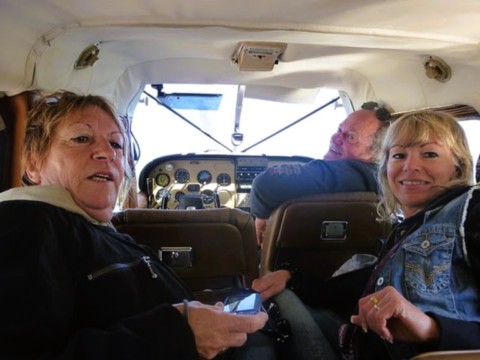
138, 153, 313, 210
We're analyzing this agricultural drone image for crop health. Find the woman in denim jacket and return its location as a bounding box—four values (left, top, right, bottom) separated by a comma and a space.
271, 110, 480, 360
344, 110, 480, 359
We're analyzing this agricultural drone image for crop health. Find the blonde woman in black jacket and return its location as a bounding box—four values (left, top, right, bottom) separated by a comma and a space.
0, 91, 268, 360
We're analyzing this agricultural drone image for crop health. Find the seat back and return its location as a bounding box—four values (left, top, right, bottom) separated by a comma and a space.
260, 192, 391, 279
112, 207, 258, 303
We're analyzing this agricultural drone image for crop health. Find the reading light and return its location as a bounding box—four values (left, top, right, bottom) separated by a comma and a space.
424, 56, 451, 83
232, 41, 287, 71
74, 43, 100, 70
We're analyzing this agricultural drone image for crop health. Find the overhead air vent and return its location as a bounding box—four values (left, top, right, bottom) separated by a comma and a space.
74, 43, 100, 70
424, 56, 451, 83
232, 41, 287, 71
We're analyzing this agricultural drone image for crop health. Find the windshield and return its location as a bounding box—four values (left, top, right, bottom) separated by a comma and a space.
132, 84, 347, 178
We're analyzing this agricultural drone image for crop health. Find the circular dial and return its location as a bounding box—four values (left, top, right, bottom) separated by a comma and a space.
155, 173, 170, 187
197, 170, 212, 185
201, 189, 215, 204
216, 172, 232, 186
175, 191, 185, 201
174, 168, 190, 183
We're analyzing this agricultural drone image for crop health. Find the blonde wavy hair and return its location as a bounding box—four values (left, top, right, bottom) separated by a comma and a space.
377, 110, 473, 221
22, 90, 133, 203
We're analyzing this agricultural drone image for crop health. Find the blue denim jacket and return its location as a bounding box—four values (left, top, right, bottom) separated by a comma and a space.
374, 186, 480, 322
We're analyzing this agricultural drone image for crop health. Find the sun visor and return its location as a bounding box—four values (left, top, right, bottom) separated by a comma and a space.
159, 92, 223, 110
244, 85, 320, 104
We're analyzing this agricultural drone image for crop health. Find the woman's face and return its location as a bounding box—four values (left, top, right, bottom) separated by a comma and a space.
27, 106, 125, 221
387, 139, 458, 218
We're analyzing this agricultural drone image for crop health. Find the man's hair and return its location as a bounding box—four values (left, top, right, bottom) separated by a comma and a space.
22, 90, 133, 201
361, 102, 392, 161
376, 110, 473, 221
369, 121, 390, 160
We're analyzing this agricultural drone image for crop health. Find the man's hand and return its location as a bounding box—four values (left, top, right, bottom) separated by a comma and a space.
251, 270, 291, 301
350, 286, 440, 344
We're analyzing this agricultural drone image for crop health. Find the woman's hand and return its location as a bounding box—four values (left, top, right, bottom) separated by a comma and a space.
175, 301, 268, 359
252, 270, 290, 301
350, 286, 440, 344
255, 218, 268, 246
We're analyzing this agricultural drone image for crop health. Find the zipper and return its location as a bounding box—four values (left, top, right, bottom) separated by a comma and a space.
87, 256, 158, 280
142, 256, 158, 279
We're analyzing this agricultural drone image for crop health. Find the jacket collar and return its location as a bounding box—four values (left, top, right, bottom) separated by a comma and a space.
0, 185, 112, 227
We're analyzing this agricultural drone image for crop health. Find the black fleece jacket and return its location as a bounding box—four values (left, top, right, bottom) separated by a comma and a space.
0, 200, 197, 360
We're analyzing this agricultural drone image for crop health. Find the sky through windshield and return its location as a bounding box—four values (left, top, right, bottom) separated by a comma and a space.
132, 84, 346, 179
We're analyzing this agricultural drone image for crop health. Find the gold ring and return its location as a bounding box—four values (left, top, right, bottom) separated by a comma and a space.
370, 296, 380, 310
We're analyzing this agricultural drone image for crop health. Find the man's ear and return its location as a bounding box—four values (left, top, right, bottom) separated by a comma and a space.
364, 151, 375, 164
24, 153, 42, 184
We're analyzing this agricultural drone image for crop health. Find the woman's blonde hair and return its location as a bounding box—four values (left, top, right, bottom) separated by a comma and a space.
22, 90, 133, 202
377, 110, 473, 221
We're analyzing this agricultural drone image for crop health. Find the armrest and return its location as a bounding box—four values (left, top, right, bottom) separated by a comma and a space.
412, 350, 480, 359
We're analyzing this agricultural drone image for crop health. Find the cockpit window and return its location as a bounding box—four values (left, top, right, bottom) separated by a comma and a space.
132, 84, 346, 178
459, 119, 480, 181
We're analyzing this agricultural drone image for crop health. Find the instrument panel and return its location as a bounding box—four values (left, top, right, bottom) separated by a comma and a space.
139, 154, 312, 210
